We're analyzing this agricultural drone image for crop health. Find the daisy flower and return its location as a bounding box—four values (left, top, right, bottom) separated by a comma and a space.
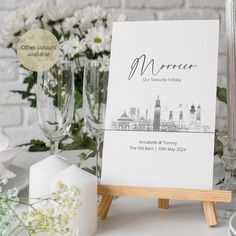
45, 6, 73, 22
62, 16, 78, 32
62, 36, 86, 58
85, 26, 111, 54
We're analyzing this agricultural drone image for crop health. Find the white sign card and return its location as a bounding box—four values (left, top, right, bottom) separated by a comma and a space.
101, 20, 219, 189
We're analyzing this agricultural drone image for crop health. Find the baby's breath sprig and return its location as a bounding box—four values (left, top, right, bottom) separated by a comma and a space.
0, 181, 81, 236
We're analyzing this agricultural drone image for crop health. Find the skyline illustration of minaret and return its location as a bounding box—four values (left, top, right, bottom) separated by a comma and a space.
196, 105, 201, 129
179, 111, 183, 129
189, 104, 196, 129
169, 111, 173, 121
179, 111, 183, 121
153, 95, 161, 131
130, 107, 136, 118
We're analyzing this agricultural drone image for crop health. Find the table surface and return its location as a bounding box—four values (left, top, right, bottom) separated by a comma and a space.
12, 150, 230, 236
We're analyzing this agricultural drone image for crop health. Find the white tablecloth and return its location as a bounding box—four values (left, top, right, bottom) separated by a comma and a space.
12, 150, 229, 236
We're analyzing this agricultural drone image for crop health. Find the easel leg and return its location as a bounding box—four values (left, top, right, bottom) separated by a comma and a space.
98, 195, 113, 220
158, 199, 169, 209
202, 201, 218, 227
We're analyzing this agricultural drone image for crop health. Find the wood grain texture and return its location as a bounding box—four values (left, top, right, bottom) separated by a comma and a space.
158, 199, 169, 209
202, 201, 218, 227
98, 185, 232, 202
98, 195, 113, 220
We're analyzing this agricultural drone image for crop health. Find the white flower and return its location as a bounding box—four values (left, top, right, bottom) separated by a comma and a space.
6, 13, 25, 34
0, 11, 25, 47
95, 19, 106, 28
24, 18, 41, 30
21, 3, 44, 19
85, 26, 111, 53
45, 6, 73, 22
62, 16, 78, 33
82, 6, 107, 23
79, 20, 93, 32
53, 23, 63, 35
0, 30, 14, 47
73, 10, 83, 22
79, 6, 107, 32
107, 11, 126, 30
19, 4, 44, 30
98, 55, 110, 72
61, 36, 86, 58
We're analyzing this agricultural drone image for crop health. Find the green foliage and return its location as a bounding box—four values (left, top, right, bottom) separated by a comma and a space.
17, 140, 50, 152
81, 166, 96, 176
74, 91, 83, 110
214, 130, 224, 157
214, 87, 227, 158
18, 119, 97, 154
11, 67, 84, 110
11, 71, 37, 108
216, 177, 225, 185
217, 86, 227, 104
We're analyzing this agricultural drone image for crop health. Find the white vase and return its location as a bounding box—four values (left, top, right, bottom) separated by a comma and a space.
51, 165, 97, 236
29, 155, 70, 198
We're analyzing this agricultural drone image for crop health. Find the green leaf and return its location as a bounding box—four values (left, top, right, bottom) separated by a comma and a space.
23, 72, 37, 92
79, 150, 96, 161
29, 145, 50, 152
214, 131, 224, 157
13, 31, 21, 36
47, 20, 56, 26
74, 91, 83, 109
51, 27, 61, 41
217, 87, 227, 104
69, 122, 84, 140
79, 152, 87, 161
28, 98, 37, 108
17, 139, 50, 152
216, 177, 225, 185
74, 69, 84, 94
11, 71, 37, 107
82, 167, 96, 176
11, 90, 36, 107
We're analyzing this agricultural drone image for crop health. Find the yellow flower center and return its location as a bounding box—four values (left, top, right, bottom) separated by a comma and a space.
94, 37, 102, 43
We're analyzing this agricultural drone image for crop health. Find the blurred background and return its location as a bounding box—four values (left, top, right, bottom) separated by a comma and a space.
0, 0, 227, 147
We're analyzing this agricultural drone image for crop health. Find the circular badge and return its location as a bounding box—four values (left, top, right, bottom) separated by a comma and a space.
17, 29, 60, 72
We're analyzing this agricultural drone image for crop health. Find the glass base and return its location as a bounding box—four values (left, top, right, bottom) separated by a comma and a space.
216, 193, 236, 218
215, 137, 236, 219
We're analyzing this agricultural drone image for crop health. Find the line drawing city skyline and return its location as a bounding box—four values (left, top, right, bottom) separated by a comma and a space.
109, 95, 212, 133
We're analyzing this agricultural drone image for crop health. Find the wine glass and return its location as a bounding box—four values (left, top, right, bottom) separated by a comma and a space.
37, 61, 74, 156
83, 59, 109, 182
29, 62, 74, 199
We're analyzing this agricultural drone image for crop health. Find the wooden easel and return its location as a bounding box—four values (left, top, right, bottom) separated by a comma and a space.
97, 184, 232, 227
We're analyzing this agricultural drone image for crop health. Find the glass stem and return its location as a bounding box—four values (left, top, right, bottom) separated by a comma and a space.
50, 141, 58, 156
96, 137, 103, 183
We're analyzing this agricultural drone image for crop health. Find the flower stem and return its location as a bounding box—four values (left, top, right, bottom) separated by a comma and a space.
50, 141, 58, 155
5, 202, 30, 235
